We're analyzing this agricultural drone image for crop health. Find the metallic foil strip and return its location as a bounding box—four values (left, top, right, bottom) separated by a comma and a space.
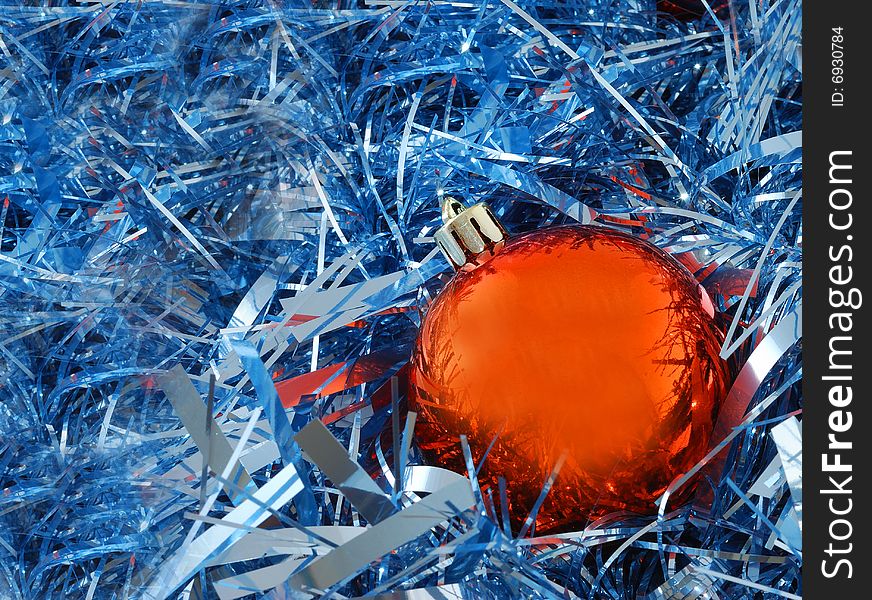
694, 566, 800, 600
771, 417, 802, 531
213, 557, 306, 600
157, 365, 255, 504
231, 339, 297, 466
350, 584, 464, 599
209, 526, 362, 567
631, 541, 788, 565
142, 461, 304, 600
289, 478, 475, 593
709, 305, 801, 449
403, 465, 466, 494
645, 560, 719, 600
295, 419, 396, 524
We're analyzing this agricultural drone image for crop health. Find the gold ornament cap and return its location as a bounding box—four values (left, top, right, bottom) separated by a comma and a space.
434, 197, 507, 270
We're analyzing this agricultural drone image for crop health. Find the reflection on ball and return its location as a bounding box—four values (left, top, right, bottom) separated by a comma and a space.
409, 226, 729, 533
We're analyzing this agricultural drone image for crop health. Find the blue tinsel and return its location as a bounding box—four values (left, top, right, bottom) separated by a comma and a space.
0, 1, 801, 598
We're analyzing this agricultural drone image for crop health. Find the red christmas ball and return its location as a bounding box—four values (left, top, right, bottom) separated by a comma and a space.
409, 222, 729, 533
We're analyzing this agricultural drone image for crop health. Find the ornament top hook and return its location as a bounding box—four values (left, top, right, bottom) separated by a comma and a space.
435, 197, 507, 270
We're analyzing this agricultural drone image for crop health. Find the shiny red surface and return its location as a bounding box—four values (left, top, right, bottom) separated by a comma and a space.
409, 226, 729, 532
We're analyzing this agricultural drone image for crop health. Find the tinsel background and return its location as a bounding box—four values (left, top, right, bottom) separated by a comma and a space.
0, 0, 802, 599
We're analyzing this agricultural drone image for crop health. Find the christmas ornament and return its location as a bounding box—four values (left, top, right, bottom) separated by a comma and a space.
409, 198, 730, 533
